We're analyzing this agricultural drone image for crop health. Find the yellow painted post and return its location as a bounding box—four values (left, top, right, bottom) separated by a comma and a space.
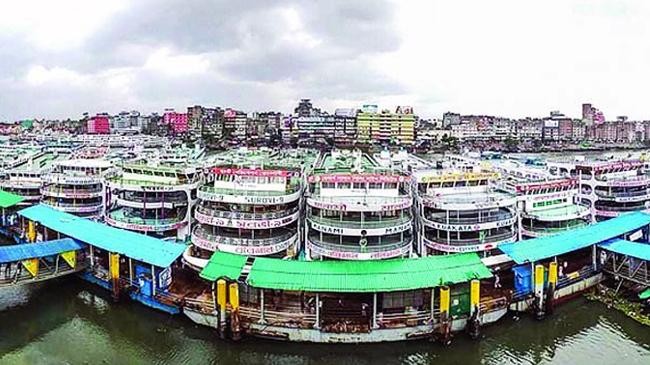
548, 262, 558, 286
534, 264, 545, 315
229, 282, 241, 340
109, 253, 120, 301
109, 253, 120, 280
217, 279, 227, 337
229, 282, 240, 310
217, 279, 227, 309
27, 221, 36, 243
470, 279, 480, 315
534, 264, 545, 292
439, 286, 450, 315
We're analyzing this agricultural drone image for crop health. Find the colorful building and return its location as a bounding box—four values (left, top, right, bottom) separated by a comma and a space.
356, 106, 415, 146
87, 114, 110, 134
163, 110, 189, 135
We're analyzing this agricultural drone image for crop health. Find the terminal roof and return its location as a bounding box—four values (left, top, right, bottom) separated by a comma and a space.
19, 204, 186, 267
500, 212, 650, 264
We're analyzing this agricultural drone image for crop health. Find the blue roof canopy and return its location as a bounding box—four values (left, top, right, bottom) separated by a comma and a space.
500, 212, 650, 264
0, 238, 84, 264
599, 239, 650, 261
19, 205, 186, 268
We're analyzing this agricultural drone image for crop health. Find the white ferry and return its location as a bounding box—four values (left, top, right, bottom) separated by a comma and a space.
105, 163, 201, 241
185, 148, 314, 270
40, 159, 113, 218
305, 150, 413, 260
549, 159, 650, 221
414, 169, 517, 256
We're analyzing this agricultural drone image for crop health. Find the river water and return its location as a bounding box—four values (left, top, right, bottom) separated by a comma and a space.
0, 279, 649, 365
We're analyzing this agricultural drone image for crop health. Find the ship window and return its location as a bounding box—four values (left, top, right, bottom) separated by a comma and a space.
322, 182, 335, 189
385, 182, 397, 189
322, 209, 339, 217
382, 290, 424, 310
369, 183, 381, 189
337, 182, 351, 189
353, 182, 365, 189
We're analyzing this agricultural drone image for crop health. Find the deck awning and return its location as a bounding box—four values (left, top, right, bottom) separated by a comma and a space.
499, 211, 650, 264
0, 238, 84, 263
0, 190, 24, 209
200, 251, 492, 293
599, 239, 650, 262
19, 204, 186, 268
199, 252, 248, 281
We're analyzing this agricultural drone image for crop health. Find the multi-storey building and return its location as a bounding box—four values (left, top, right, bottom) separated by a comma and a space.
296, 114, 334, 145
516, 119, 543, 140
356, 106, 415, 146
333, 108, 357, 147
163, 109, 189, 135
558, 119, 573, 140
223, 108, 247, 144
572, 120, 586, 141
87, 114, 110, 134
187, 105, 224, 138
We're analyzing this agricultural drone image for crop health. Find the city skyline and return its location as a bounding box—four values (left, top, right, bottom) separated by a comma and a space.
2, 1, 650, 121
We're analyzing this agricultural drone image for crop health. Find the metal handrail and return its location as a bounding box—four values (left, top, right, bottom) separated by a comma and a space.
193, 226, 296, 247
42, 201, 102, 209
308, 215, 411, 229
308, 235, 412, 253
199, 184, 301, 197
595, 189, 650, 198
107, 211, 183, 225
523, 223, 588, 233
425, 212, 514, 224
196, 205, 299, 220
41, 186, 102, 194
107, 177, 200, 187
425, 231, 516, 246
595, 205, 647, 212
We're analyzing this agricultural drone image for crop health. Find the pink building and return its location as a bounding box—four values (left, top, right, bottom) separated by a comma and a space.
87, 114, 110, 134
163, 110, 188, 134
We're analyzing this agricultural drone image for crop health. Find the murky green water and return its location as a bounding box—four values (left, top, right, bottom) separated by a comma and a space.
1, 279, 649, 365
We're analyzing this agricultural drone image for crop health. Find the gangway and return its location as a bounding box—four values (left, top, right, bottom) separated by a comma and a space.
598, 239, 650, 289
0, 238, 86, 288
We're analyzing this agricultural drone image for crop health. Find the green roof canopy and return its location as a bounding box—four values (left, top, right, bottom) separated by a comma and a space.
199, 251, 248, 281
639, 288, 650, 300
200, 252, 492, 293
0, 190, 24, 209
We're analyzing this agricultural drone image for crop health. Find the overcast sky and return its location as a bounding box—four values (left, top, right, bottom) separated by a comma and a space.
1, 0, 649, 121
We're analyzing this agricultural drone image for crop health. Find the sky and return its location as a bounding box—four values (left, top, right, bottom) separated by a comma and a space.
1, 0, 649, 121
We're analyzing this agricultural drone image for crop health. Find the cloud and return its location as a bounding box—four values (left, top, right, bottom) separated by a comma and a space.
4, 1, 650, 121
0, 0, 402, 120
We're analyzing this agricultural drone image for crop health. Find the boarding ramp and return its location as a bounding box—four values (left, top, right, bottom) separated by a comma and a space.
0, 238, 86, 288
598, 239, 650, 288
